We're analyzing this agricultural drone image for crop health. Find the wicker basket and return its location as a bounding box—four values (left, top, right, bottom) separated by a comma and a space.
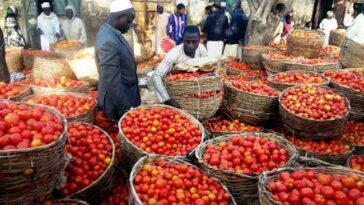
223, 63, 250, 75
66, 47, 99, 86
5, 47, 23, 73
6, 84, 32, 102
258, 166, 364, 205
52, 199, 90, 205
329, 29, 346, 47
279, 85, 351, 139
50, 41, 82, 58
261, 53, 299, 76
63, 123, 115, 204
347, 155, 364, 170
285, 60, 341, 73
30, 82, 89, 95
118, 105, 206, 168
22, 50, 57, 69
0, 99, 67, 205
22, 92, 96, 123
287, 30, 325, 58
267, 70, 329, 91
242, 46, 274, 68
129, 155, 238, 205
164, 74, 222, 120
195, 133, 298, 205
32, 56, 75, 80
349, 111, 364, 122
222, 81, 279, 125
340, 38, 364, 68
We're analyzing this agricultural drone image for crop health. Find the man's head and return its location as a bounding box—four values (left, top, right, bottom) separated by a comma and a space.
273, 3, 286, 18
326, 11, 334, 19
234, 1, 242, 11
65, 5, 75, 20
109, 0, 135, 34
353, 3, 364, 17
176, 3, 185, 15
182, 26, 200, 57
205, 6, 212, 15
41, 2, 51, 16
212, 3, 221, 12
157, 5, 164, 14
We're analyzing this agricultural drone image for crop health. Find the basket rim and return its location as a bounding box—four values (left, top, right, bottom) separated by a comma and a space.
29, 81, 90, 90
202, 117, 264, 134
267, 70, 330, 87
0, 99, 68, 153
288, 29, 325, 39
278, 85, 351, 122
195, 132, 299, 179
224, 81, 280, 99
163, 73, 220, 83
261, 53, 298, 62
324, 74, 364, 96
118, 104, 206, 157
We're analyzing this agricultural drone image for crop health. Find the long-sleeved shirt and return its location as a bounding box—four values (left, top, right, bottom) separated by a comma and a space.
37, 12, 60, 50
151, 44, 208, 103
226, 9, 249, 45
203, 10, 229, 41
346, 13, 364, 44
167, 13, 187, 45
61, 17, 87, 46
320, 18, 338, 45
0, 28, 10, 82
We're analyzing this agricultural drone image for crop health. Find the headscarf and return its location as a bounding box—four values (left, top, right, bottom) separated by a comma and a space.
65, 5, 76, 20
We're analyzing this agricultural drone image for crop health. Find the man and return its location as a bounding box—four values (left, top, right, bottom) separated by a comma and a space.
334, 0, 346, 28
95, 0, 141, 120
346, 3, 364, 44
151, 26, 208, 107
0, 28, 10, 83
153, 5, 169, 54
167, 3, 187, 45
61, 5, 87, 46
203, 3, 229, 58
221, 2, 231, 24
199, 5, 212, 32
37, 2, 61, 51
224, 1, 248, 60
270, 3, 287, 44
320, 11, 338, 45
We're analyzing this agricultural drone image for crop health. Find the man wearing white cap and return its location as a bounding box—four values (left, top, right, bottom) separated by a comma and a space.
319, 11, 338, 45
95, 0, 141, 120
37, 2, 60, 51
61, 5, 87, 46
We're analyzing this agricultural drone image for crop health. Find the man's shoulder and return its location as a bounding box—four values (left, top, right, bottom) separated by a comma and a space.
95, 24, 117, 47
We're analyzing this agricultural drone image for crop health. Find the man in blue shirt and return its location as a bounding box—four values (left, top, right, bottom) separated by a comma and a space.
167, 3, 187, 45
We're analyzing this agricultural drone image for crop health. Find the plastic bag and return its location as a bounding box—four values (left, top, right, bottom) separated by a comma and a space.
161, 37, 176, 53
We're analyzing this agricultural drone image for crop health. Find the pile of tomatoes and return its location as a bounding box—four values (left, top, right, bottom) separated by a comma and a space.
231, 80, 279, 97
324, 70, 364, 94
225, 62, 251, 71
204, 118, 262, 133
31, 77, 86, 88
340, 122, 364, 146
270, 72, 327, 85
165, 72, 204, 81
0, 82, 28, 99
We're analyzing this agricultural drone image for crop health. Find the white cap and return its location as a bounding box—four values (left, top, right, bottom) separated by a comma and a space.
221, 2, 226, 7
110, 0, 134, 13
41, 2, 51, 8
327, 11, 334, 18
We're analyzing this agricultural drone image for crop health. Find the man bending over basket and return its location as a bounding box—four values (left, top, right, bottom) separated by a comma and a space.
150, 26, 208, 108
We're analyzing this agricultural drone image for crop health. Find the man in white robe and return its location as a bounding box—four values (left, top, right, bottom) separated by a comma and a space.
153, 5, 170, 55
320, 11, 338, 45
61, 5, 87, 46
346, 3, 364, 44
37, 2, 60, 51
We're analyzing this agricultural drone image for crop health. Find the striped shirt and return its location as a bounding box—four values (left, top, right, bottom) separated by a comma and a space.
167, 14, 187, 45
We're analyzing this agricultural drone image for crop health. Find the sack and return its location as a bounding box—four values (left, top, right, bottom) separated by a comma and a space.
161, 37, 175, 53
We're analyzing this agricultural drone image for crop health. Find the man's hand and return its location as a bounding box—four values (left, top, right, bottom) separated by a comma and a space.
164, 99, 181, 108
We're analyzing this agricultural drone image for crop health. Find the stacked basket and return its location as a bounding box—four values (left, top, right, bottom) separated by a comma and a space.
50, 41, 82, 58
287, 30, 325, 58
5, 47, 23, 73
32, 56, 75, 80
242, 45, 275, 68
22, 50, 57, 69
329, 29, 346, 47
261, 52, 301, 75
340, 38, 364, 68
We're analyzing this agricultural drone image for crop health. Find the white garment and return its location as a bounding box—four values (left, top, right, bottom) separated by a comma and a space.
272, 21, 284, 44
344, 13, 354, 27
320, 18, 338, 45
346, 13, 364, 44
61, 17, 87, 46
151, 44, 208, 102
223, 44, 243, 61
206, 41, 224, 58
154, 12, 170, 54
37, 12, 60, 51
225, 11, 232, 24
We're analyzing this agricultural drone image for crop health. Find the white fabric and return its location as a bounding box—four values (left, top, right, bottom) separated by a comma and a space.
151, 44, 208, 102
206, 41, 224, 58
344, 13, 354, 27
37, 12, 60, 51
41, 2, 50, 8
346, 13, 364, 44
154, 12, 170, 54
110, 0, 133, 13
223, 44, 243, 60
319, 18, 338, 45
225, 11, 232, 24
272, 21, 283, 44
221, 2, 226, 7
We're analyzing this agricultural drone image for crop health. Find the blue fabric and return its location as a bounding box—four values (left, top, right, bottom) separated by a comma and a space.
203, 10, 229, 41
167, 14, 187, 45
226, 9, 249, 44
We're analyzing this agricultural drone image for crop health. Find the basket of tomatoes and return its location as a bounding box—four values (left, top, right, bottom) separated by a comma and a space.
5, 47, 24, 73
129, 155, 238, 205
347, 155, 364, 173
101, 176, 129, 205
118, 105, 205, 168
287, 30, 325, 58
32, 55, 75, 81
258, 166, 364, 205
279, 85, 350, 139
285, 57, 341, 73
22, 92, 97, 123
55, 123, 115, 204
329, 29, 346, 47
341, 122, 364, 155
0, 99, 67, 204
22, 49, 57, 69
0, 82, 32, 102
50, 41, 82, 58
242, 45, 275, 68
195, 133, 298, 205
223, 62, 252, 75
268, 70, 329, 91
30, 77, 89, 95
340, 37, 364, 68
261, 52, 300, 75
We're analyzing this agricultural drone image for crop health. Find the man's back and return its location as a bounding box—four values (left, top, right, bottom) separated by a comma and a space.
204, 10, 228, 41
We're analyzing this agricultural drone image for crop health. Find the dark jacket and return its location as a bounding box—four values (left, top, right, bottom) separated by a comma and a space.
0, 28, 10, 83
226, 9, 249, 45
95, 23, 141, 120
203, 10, 229, 41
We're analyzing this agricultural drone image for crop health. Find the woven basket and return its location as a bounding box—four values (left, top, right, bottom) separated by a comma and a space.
22, 92, 96, 123
6, 84, 32, 102
287, 30, 325, 58
0, 99, 67, 205
118, 105, 206, 168
164, 74, 222, 120
261, 53, 299, 76
195, 133, 298, 205
349, 111, 364, 122
258, 166, 364, 205
129, 155, 238, 205
267, 70, 329, 91
224, 64, 249, 75
285, 60, 341, 73
340, 38, 364, 68
329, 29, 346, 47
222, 81, 279, 125
279, 85, 351, 139
30, 82, 89, 95
63, 123, 115, 204
50, 42, 82, 58
347, 155, 364, 170
242, 46, 274, 68
22, 50, 57, 69
52, 199, 90, 205
5, 47, 23, 73
66, 47, 98, 86
32, 56, 75, 80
